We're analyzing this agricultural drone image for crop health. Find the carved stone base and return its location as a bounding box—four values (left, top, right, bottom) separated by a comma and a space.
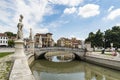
13, 39, 26, 59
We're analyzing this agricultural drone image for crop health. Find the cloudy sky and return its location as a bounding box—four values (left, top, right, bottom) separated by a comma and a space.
0, 0, 120, 41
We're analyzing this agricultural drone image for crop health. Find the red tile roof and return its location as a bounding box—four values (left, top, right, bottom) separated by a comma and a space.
35, 33, 53, 36
0, 33, 7, 37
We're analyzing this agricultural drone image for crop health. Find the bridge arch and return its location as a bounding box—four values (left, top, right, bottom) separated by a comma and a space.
35, 47, 85, 60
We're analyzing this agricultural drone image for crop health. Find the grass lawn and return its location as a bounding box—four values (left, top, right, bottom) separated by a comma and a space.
0, 52, 13, 58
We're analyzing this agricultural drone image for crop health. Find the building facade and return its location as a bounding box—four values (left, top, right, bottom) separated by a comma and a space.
0, 33, 8, 46
71, 38, 81, 48
57, 37, 82, 48
34, 33, 54, 48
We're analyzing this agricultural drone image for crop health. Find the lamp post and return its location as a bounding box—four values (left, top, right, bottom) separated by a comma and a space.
103, 38, 105, 49
102, 32, 105, 49
102, 37, 105, 54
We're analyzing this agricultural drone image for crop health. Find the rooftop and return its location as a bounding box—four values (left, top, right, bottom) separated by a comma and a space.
0, 33, 7, 37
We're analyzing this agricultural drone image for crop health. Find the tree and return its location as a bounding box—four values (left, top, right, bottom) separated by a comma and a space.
85, 26, 120, 48
85, 29, 103, 48
4, 31, 16, 38
105, 26, 120, 48
8, 40, 15, 47
85, 32, 95, 47
94, 29, 104, 47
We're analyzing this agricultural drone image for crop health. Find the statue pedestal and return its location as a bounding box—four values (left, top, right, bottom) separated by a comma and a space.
14, 39, 26, 59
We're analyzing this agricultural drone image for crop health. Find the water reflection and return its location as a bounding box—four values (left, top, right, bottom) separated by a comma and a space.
45, 51, 75, 62
52, 56, 59, 62
30, 60, 120, 80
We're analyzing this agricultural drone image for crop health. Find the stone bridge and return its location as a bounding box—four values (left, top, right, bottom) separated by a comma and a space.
35, 47, 85, 60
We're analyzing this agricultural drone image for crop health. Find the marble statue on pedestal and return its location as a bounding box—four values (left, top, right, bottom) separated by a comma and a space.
17, 15, 23, 40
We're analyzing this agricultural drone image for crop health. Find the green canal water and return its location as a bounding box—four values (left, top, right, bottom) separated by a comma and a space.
30, 59, 120, 80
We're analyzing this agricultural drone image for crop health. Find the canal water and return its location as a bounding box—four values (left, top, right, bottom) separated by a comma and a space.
30, 59, 120, 80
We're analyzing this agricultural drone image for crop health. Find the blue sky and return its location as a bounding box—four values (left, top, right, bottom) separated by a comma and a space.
0, 0, 120, 41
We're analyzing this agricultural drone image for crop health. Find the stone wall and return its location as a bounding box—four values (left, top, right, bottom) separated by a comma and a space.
85, 56, 120, 70
27, 54, 35, 66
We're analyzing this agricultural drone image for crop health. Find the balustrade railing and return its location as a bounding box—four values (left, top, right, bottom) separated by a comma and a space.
35, 47, 84, 52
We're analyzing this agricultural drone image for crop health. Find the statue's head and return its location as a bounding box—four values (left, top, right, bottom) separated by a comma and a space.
20, 14, 23, 19
19, 14, 23, 22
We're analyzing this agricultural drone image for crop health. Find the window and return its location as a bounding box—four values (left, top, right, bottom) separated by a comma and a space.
6, 41, 7, 43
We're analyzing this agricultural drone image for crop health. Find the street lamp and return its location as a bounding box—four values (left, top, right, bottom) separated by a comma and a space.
103, 38, 105, 48
102, 37, 105, 54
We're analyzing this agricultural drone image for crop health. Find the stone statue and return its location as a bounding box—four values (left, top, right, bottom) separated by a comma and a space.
29, 28, 33, 41
17, 15, 23, 40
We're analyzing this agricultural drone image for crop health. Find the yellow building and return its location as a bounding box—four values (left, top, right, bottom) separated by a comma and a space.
57, 37, 81, 48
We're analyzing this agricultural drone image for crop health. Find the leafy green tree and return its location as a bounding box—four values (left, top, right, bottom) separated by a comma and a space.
85, 32, 95, 47
105, 26, 120, 48
85, 29, 103, 48
94, 29, 104, 47
86, 26, 120, 48
4, 31, 16, 38
8, 40, 15, 47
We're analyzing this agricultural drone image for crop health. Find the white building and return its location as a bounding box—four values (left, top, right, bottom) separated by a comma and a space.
0, 33, 8, 46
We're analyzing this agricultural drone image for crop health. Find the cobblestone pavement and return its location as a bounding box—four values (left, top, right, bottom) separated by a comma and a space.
0, 55, 13, 80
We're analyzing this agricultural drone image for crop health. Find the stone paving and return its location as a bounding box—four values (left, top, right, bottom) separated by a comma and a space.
0, 54, 13, 80
0, 48, 15, 53
86, 51, 120, 61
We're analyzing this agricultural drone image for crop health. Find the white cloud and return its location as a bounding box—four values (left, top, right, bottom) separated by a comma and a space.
33, 28, 49, 33
108, 6, 114, 12
48, 0, 83, 7
107, 9, 120, 20
78, 4, 100, 18
115, 23, 120, 26
70, 35, 80, 40
64, 7, 77, 14
0, 0, 55, 37
45, 20, 69, 29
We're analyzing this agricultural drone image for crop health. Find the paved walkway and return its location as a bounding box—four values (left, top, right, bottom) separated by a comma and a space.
0, 48, 15, 53
86, 51, 120, 61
